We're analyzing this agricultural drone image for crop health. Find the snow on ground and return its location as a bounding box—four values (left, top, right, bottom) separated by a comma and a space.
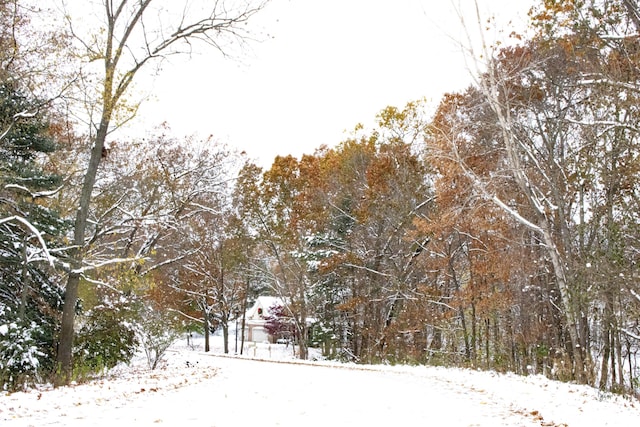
1, 334, 639, 426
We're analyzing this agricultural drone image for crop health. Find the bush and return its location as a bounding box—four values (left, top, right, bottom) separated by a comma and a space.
73, 295, 139, 376
0, 320, 44, 391
137, 306, 178, 370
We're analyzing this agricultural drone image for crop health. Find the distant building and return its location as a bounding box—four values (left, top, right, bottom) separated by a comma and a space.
244, 296, 285, 343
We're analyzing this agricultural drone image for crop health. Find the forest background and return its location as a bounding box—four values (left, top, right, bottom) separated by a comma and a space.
1, 0, 639, 397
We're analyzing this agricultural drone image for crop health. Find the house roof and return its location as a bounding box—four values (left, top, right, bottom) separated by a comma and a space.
245, 296, 285, 319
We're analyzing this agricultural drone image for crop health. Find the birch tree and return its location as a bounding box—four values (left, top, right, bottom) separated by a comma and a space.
55, 0, 269, 385
527, 0, 640, 392
442, 0, 640, 386
444, 2, 591, 382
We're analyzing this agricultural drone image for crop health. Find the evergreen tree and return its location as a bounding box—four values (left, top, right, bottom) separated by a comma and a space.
0, 81, 67, 390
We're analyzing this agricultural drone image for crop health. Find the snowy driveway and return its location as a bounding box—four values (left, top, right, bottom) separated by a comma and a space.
2, 351, 639, 426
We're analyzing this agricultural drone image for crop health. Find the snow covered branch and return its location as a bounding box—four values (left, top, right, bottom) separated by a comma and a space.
490, 195, 545, 234
563, 118, 640, 134
620, 328, 640, 340
577, 76, 640, 93
0, 215, 54, 266
342, 263, 392, 278
139, 249, 198, 276
167, 308, 205, 324
71, 256, 144, 274
4, 183, 64, 199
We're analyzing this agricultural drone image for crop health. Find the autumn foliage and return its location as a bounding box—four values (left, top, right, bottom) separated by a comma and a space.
2, 0, 640, 396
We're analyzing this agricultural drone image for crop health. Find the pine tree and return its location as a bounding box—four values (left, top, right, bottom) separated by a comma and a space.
0, 81, 67, 390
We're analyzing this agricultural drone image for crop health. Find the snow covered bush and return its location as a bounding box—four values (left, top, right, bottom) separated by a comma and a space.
0, 318, 44, 391
136, 306, 178, 370
0, 279, 64, 390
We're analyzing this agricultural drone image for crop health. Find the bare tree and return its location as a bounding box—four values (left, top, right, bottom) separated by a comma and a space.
55, 0, 269, 385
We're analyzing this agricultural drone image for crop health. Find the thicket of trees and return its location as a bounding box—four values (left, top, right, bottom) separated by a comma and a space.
0, 0, 639, 396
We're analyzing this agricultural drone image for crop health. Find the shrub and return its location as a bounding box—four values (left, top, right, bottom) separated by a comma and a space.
73, 295, 139, 376
0, 320, 44, 391
137, 306, 178, 370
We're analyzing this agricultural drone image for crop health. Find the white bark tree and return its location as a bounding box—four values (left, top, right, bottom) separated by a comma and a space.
450, 1, 589, 382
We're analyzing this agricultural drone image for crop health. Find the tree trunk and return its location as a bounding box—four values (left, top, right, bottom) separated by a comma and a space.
240, 282, 248, 355
543, 225, 586, 382
627, 340, 634, 394
55, 120, 109, 386
222, 319, 229, 354
600, 323, 611, 389
615, 327, 624, 390
19, 236, 28, 323
600, 289, 620, 391
485, 318, 490, 369
297, 285, 308, 360
611, 329, 617, 388
52, 0, 267, 386
204, 307, 210, 353
460, 306, 471, 362
470, 301, 477, 364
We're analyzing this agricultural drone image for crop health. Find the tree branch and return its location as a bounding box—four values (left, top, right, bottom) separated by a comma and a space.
0, 215, 54, 266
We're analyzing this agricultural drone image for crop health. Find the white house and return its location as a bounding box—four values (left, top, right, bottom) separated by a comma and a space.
243, 296, 285, 343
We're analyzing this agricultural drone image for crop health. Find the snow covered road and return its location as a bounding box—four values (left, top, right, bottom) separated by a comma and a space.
2, 349, 639, 426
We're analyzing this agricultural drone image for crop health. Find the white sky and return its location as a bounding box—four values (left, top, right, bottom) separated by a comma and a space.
130, 0, 534, 167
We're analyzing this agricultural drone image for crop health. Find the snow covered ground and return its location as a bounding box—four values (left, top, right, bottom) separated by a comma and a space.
1, 334, 639, 426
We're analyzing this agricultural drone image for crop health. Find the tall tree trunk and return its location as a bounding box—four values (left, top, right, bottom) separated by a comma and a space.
52, 0, 267, 386
470, 301, 477, 364
55, 120, 108, 386
203, 303, 210, 353
202, 310, 211, 353
19, 236, 28, 323
615, 327, 624, 390
627, 340, 634, 394
485, 317, 490, 369
296, 283, 308, 360
459, 306, 471, 362
611, 328, 618, 388
600, 320, 611, 389
599, 291, 614, 389
541, 224, 586, 382
222, 320, 229, 354
240, 281, 249, 355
